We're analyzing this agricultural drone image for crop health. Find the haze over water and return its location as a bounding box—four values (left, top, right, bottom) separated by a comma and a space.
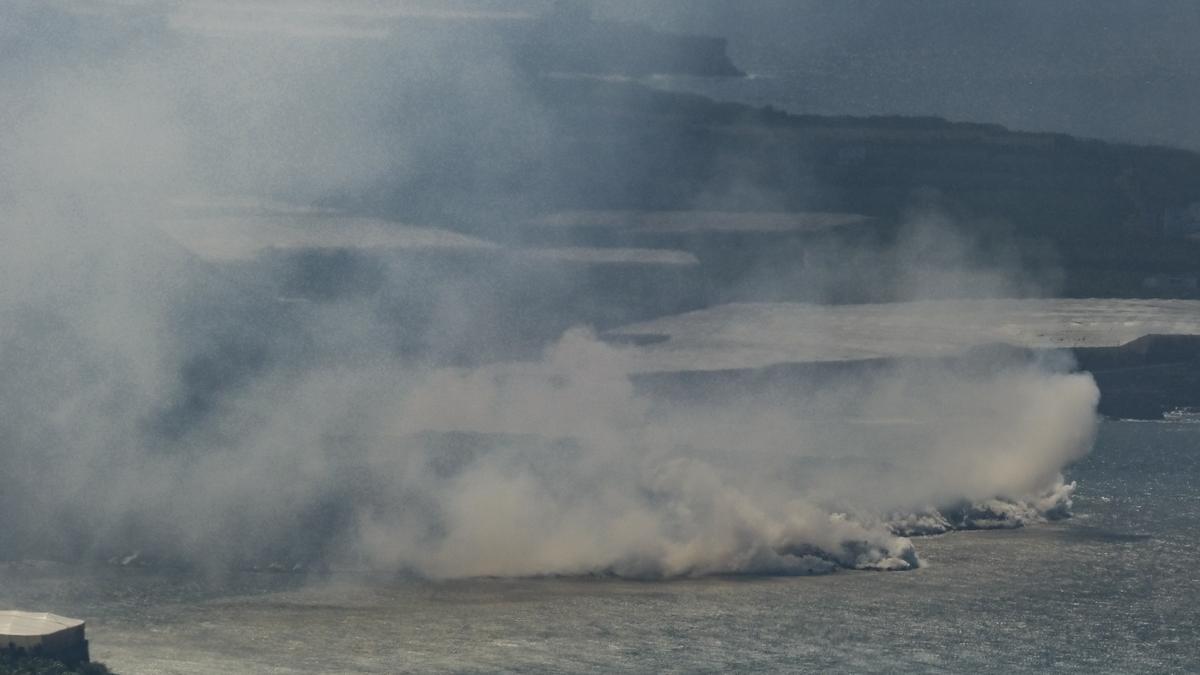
0, 421, 1194, 673
3, 2, 1199, 673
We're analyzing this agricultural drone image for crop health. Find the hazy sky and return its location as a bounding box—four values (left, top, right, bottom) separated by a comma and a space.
13, 0, 1198, 150
597, 0, 1200, 150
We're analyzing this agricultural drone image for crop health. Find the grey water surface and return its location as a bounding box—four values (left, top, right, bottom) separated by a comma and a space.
2, 419, 1196, 674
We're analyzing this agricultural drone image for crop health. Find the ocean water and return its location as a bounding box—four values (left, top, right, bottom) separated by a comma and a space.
1, 419, 1196, 673
640, 47, 1200, 153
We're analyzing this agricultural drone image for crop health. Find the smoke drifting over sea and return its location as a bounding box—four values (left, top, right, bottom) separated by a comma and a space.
0, 1, 1099, 578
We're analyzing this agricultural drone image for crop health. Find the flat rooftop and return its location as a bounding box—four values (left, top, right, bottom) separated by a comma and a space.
0, 611, 84, 637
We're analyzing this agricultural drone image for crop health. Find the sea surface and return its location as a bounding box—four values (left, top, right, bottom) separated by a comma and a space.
640, 44, 1200, 153
1, 419, 1196, 673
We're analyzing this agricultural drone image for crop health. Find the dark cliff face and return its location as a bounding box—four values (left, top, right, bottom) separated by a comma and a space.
333, 67, 1200, 302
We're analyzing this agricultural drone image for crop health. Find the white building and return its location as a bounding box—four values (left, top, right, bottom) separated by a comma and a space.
0, 611, 89, 664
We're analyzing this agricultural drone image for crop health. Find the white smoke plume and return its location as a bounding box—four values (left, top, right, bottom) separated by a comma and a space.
0, 1, 1099, 578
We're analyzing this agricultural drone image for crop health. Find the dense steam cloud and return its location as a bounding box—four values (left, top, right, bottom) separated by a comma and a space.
0, 1, 1099, 577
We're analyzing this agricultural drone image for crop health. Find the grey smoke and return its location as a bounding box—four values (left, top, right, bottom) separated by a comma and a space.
0, 1, 1100, 577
